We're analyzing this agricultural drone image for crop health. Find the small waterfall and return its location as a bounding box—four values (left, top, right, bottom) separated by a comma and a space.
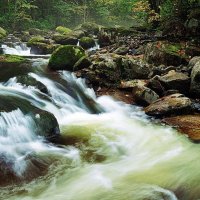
1, 43, 31, 56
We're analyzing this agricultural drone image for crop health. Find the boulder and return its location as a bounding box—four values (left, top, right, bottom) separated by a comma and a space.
48, 45, 86, 71
0, 55, 31, 82
30, 43, 59, 55
55, 26, 72, 34
144, 42, 188, 66
163, 115, 200, 142
188, 56, 200, 69
158, 70, 190, 94
190, 60, 200, 97
29, 28, 47, 36
27, 36, 58, 54
144, 93, 192, 116
73, 56, 91, 71
79, 37, 95, 49
132, 85, 159, 106
114, 45, 129, 55
52, 34, 78, 45
121, 58, 150, 79
77, 22, 100, 35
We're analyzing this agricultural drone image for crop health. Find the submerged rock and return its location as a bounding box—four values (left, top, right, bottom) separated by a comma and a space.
163, 115, 200, 142
145, 93, 192, 116
48, 45, 86, 71
16, 75, 48, 94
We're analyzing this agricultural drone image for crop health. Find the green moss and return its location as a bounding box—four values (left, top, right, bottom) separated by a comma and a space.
79, 37, 95, 49
48, 45, 85, 71
27, 36, 46, 46
0, 27, 7, 37
56, 26, 72, 34
0, 55, 27, 63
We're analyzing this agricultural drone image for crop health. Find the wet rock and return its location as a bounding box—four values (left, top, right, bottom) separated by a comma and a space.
79, 37, 95, 49
190, 60, 200, 97
145, 93, 192, 116
48, 45, 86, 71
158, 70, 190, 94
16, 75, 48, 94
163, 115, 200, 141
0, 96, 60, 142
132, 85, 159, 106
144, 42, 188, 66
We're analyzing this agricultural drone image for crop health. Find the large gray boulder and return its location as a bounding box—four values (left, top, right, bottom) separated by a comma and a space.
145, 93, 192, 116
158, 70, 190, 94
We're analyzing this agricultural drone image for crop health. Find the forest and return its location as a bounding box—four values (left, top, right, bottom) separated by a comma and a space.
0, 0, 199, 31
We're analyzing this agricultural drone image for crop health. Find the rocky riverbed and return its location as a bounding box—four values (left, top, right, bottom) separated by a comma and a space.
1, 23, 200, 142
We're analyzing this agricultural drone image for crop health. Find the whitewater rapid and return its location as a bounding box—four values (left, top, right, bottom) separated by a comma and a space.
0, 44, 200, 200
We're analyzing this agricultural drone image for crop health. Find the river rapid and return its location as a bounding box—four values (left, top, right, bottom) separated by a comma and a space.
0, 44, 200, 200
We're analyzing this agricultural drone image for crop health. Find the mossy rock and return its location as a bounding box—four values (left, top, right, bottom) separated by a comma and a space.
79, 37, 95, 49
0, 54, 27, 63
27, 36, 46, 46
144, 42, 188, 66
30, 42, 59, 55
48, 45, 86, 71
29, 28, 47, 36
52, 34, 78, 45
0, 27, 7, 40
56, 26, 72, 34
79, 22, 100, 35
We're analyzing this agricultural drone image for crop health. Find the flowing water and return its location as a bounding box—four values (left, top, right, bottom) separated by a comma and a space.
0, 44, 200, 200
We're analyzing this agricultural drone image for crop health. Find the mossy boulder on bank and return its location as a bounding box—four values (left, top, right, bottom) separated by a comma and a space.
79, 37, 95, 49
48, 45, 86, 71
56, 26, 72, 34
27, 36, 47, 46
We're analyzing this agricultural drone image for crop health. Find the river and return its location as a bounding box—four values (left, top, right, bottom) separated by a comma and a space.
0, 43, 200, 200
